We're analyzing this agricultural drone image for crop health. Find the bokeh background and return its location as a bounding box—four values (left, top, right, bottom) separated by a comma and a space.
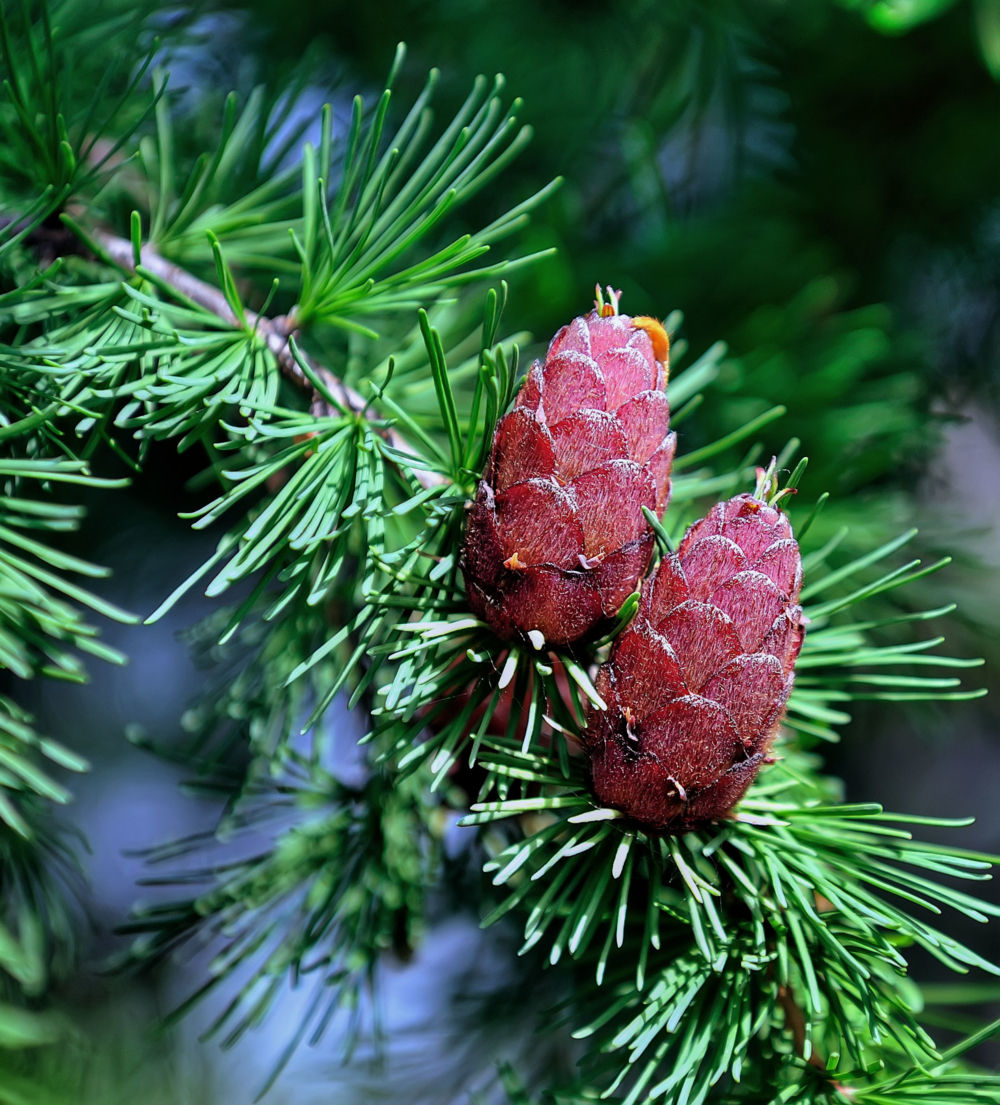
6, 1, 1000, 1100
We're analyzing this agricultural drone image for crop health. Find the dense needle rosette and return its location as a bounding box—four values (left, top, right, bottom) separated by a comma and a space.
582, 493, 805, 831
463, 303, 676, 646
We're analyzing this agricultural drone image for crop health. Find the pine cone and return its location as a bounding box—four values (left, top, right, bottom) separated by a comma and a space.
582, 493, 805, 831
463, 304, 675, 646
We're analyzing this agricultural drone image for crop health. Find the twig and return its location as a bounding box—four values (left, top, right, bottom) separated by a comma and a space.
777, 984, 825, 1069
90, 228, 447, 490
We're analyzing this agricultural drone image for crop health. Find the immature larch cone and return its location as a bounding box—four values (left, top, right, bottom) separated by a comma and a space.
463, 294, 676, 646
582, 493, 805, 831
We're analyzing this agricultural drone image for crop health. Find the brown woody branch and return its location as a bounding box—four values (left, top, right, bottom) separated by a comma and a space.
90, 228, 447, 490
777, 984, 826, 1070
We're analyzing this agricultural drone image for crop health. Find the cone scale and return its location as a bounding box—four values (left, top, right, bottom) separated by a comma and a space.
582, 493, 805, 831
463, 297, 675, 646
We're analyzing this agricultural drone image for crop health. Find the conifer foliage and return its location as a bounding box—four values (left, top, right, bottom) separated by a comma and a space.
0, 3, 998, 1103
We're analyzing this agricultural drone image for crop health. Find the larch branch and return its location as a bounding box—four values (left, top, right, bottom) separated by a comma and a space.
90, 228, 447, 490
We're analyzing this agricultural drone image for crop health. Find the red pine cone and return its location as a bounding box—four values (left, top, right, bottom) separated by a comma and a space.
463, 307, 676, 646
582, 493, 805, 831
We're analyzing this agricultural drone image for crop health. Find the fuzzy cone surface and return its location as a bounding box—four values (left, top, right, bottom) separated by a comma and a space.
583, 493, 805, 831
463, 309, 676, 645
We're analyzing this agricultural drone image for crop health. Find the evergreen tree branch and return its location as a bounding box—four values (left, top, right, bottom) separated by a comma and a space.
86, 226, 447, 489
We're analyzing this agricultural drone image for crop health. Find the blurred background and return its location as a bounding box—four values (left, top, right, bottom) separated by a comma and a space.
6, 0, 1000, 1100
